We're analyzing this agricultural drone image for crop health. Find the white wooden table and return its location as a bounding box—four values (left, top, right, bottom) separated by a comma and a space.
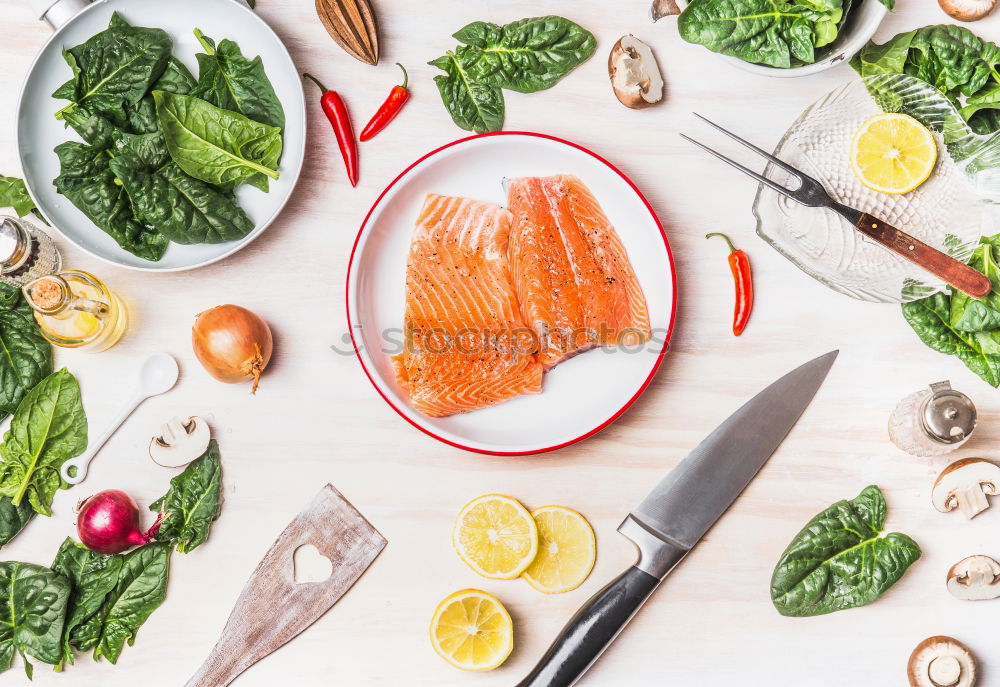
3, 1, 1000, 685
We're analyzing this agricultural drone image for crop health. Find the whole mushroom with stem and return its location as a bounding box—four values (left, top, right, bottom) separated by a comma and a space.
938, 0, 997, 21
931, 458, 1000, 519
908, 636, 976, 687
947, 555, 1000, 601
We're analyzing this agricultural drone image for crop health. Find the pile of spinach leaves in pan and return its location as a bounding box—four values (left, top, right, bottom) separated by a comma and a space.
429, 16, 597, 134
771, 485, 920, 617
851, 25, 1000, 387
0, 442, 223, 677
51, 12, 284, 261
677, 0, 894, 70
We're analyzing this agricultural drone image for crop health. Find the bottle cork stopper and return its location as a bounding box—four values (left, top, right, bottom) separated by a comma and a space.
29, 277, 64, 310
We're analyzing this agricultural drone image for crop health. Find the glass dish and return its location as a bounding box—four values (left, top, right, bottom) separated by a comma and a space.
753, 74, 1000, 303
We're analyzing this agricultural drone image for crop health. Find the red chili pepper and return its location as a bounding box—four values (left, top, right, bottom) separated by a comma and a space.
706, 232, 753, 336
360, 63, 409, 142
303, 73, 359, 187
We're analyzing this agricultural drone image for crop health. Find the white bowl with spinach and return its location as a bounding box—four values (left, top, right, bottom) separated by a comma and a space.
675, 0, 889, 77
16, 0, 305, 271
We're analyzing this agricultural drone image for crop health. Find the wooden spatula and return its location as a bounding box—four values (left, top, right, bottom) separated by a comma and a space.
185, 484, 386, 687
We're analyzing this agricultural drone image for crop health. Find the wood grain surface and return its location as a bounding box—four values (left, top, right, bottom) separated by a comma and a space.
2, 1, 1000, 685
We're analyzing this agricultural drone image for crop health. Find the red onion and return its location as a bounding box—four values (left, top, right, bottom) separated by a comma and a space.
76, 490, 164, 554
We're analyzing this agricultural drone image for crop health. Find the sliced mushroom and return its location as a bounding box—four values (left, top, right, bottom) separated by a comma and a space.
939, 0, 997, 21
908, 636, 977, 687
650, 0, 682, 21
609, 35, 664, 110
149, 416, 211, 468
947, 555, 1000, 600
931, 458, 1000, 519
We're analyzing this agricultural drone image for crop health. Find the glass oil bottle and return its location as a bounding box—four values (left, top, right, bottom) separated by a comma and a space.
22, 270, 128, 351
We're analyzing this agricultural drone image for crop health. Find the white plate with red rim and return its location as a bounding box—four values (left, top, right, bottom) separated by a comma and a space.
347, 132, 676, 455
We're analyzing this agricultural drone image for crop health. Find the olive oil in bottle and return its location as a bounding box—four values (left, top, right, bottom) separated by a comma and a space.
23, 270, 128, 351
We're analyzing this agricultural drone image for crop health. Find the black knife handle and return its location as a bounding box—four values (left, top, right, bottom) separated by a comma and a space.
515, 566, 660, 687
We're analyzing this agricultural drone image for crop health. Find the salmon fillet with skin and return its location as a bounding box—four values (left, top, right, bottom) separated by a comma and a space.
393, 194, 543, 417
507, 175, 651, 369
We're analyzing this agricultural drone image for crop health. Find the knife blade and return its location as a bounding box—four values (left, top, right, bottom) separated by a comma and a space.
515, 350, 838, 687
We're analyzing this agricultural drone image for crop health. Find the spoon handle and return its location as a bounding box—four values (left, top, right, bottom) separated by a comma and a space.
60, 391, 145, 485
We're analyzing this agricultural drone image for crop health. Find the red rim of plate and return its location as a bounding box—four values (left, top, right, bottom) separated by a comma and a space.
346, 131, 678, 456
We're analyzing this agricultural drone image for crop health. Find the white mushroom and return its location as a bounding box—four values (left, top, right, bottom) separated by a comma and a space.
908, 636, 977, 687
931, 458, 1000, 519
609, 35, 664, 110
650, 0, 681, 21
947, 555, 1000, 601
939, 0, 997, 22
149, 416, 211, 468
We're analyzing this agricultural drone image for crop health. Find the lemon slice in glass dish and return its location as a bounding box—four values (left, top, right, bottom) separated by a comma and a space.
522, 506, 597, 594
850, 113, 937, 195
452, 494, 538, 579
429, 589, 514, 671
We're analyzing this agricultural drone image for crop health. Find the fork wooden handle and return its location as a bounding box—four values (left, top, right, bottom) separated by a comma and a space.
856, 214, 991, 299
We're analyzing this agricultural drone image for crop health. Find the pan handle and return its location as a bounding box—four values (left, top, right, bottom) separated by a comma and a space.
30, 0, 91, 29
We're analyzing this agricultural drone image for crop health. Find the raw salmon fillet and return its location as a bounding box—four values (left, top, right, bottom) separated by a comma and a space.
507, 175, 651, 369
393, 194, 543, 417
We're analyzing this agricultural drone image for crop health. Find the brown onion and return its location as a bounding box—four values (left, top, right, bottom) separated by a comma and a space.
192, 305, 273, 394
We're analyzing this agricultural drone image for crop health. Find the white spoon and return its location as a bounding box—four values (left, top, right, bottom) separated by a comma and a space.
61, 352, 179, 485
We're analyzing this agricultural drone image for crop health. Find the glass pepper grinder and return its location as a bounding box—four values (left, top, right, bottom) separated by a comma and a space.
888, 381, 977, 457
0, 215, 61, 287
22, 270, 128, 352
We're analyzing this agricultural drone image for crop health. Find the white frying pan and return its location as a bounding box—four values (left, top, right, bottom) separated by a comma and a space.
16, 0, 305, 271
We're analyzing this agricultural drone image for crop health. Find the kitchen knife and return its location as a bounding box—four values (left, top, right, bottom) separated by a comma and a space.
515, 350, 838, 687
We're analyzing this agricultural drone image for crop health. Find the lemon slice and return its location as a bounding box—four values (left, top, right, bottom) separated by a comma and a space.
850, 113, 937, 195
429, 589, 514, 671
522, 506, 597, 594
453, 494, 538, 579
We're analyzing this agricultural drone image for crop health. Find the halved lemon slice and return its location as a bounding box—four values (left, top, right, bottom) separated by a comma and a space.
850, 113, 937, 195
522, 506, 597, 594
453, 494, 538, 579
429, 589, 514, 671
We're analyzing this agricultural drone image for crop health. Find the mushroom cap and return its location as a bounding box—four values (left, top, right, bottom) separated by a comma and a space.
650, 0, 682, 21
149, 416, 211, 468
938, 0, 997, 22
931, 458, 1000, 512
608, 35, 664, 110
947, 555, 1000, 601
908, 636, 977, 687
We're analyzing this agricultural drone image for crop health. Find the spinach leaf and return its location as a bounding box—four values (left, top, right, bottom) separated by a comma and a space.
73, 543, 170, 664
0, 290, 53, 421
452, 16, 596, 93
190, 29, 285, 129
156, 57, 197, 96
903, 291, 1000, 386
429, 51, 505, 134
153, 90, 281, 191
110, 154, 253, 244
0, 369, 87, 515
150, 440, 223, 552
0, 176, 36, 218
852, 25, 1000, 135
678, 0, 827, 69
61, 107, 169, 169
53, 142, 169, 261
51, 538, 123, 666
770, 485, 920, 617
0, 497, 34, 549
949, 243, 1000, 332
55, 12, 172, 127
0, 562, 71, 678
